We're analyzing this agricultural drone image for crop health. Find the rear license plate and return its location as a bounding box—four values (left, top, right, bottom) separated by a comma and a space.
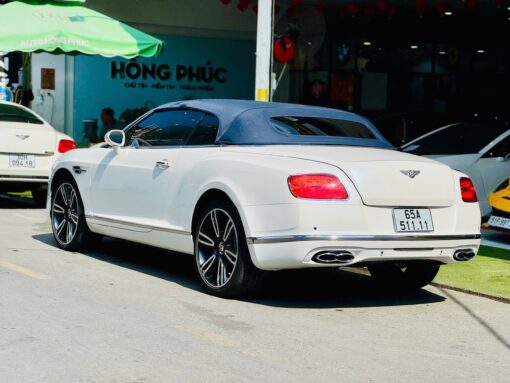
488, 215, 510, 230
9, 154, 36, 168
393, 208, 434, 232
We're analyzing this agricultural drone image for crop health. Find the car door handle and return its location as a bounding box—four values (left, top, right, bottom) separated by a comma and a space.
155, 159, 170, 169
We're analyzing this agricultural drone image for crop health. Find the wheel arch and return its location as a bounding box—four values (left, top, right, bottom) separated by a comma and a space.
191, 188, 237, 235
50, 167, 76, 191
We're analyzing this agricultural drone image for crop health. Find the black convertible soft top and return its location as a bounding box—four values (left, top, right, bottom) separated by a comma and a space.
155, 99, 392, 148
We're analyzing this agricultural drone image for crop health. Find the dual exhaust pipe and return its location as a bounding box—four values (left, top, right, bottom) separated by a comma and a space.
453, 249, 476, 262
312, 250, 355, 264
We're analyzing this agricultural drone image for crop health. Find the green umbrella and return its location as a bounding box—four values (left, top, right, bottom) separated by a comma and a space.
0, 0, 164, 58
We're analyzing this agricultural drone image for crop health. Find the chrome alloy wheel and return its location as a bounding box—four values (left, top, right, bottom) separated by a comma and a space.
196, 208, 239, 289
51, 182, 79, 246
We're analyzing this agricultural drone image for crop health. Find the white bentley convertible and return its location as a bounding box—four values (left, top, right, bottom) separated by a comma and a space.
49, 100, 481, 297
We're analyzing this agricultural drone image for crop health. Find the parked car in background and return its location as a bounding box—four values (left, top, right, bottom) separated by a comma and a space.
371, 112, 450, 147
401, 121, 510, 217
486, 178, 510, 231
0, 101, 75, 206
48, 100, 480, 297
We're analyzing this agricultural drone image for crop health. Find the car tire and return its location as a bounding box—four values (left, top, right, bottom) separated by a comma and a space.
31, 189, 47, 208
368, 263, 440, 290
193, 199, 263, 298
50, 175, 102, 251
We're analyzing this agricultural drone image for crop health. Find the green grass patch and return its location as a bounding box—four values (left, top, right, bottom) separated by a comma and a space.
7, 191, 33, 199
435, 245, 510, 299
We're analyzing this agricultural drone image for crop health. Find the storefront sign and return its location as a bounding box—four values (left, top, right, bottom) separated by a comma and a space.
73, 35, 255, 141
108, 60, 227, 92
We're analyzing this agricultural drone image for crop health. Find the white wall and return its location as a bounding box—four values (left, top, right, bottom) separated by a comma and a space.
31, 53, 67, 133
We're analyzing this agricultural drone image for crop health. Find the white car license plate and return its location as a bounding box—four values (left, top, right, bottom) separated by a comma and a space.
488, 215, 510, 230
9, 154, 36, 168
393, 208, 434, 232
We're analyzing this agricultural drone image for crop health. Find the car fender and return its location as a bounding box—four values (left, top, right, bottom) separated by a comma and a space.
177, 151, 360, 237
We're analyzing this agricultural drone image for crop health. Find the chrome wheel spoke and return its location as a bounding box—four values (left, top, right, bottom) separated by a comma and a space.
60, 184, 69, 206
66, 221, 73, 243
55, 219, 66, 237
223, 218, 234, 242
200, 254, 216, 275
224, 249, 237, 265
68, 189, 76, 207
69, 212, 79, 225
210, 210, 220, 238
198, 231, 215, 247
52, 203, 65, 214
217, 259, 226, 286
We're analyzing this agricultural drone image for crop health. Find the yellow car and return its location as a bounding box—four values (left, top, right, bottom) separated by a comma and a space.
486, 178, 510, 231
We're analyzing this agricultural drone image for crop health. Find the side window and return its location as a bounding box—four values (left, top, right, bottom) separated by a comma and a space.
484, 136, 510, 159
127, 109, 205, 147
186, 113, 219, 146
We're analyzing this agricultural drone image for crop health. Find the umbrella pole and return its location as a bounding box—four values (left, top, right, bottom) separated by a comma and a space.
21, 52, 33, 107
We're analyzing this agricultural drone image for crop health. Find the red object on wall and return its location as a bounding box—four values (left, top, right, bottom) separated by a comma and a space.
376, 0, 390, 11
388, 4, 397, 17
464, 0, 478, 10
274, 37, 296, 63
290, 0, 303, 5
237, 0, 250, 12
415, 0, 427, 15
315, 0, 325, 15
220, 0, 231, 5
346, 1, 360, 17
436, 0, 448, 14
363, 5, 376, 18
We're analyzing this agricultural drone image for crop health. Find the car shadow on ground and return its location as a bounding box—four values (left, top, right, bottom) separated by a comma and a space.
33, 233, 446, 309
0, 193, 41, 209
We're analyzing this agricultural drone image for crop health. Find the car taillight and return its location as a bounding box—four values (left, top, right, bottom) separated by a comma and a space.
58, 139, 76, 153
460, 177, 477, 203
288, 174, 349, 200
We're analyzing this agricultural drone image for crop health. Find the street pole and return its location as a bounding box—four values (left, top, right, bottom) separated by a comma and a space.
254, 0, 273, 102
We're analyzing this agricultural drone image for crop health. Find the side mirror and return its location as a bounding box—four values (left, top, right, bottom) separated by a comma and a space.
104, 130, 125, 153
495, 153, 510, 162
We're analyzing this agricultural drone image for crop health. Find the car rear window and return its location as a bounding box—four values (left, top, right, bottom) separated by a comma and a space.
270, 116, 375, 139
0, 104, 43, 125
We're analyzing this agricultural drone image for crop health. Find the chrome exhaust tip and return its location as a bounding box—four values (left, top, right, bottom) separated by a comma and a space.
312, 250, 355, 264
453, 249, 476, 262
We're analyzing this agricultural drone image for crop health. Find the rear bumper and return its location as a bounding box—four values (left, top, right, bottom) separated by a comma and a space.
247, 234, 481, 270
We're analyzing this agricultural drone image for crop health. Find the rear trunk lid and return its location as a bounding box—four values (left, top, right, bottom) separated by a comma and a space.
0, 122, 56, 155
224, 145, 456, 207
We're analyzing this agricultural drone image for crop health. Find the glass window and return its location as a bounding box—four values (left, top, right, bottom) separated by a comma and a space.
186, 113, 219, 146
0, 104, 43, 124
483, 136, 510, 159
127, 109, 205, 147
403, 123, 509, 155
270, 116, 375, 139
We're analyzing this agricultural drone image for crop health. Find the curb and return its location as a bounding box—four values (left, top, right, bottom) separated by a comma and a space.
431, 282, 510, 304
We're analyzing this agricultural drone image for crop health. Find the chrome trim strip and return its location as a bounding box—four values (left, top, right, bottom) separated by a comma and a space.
0, 152, 54, 157
85, 214, 191, 236
0, 175, 48, 180
246, 234, 482, 245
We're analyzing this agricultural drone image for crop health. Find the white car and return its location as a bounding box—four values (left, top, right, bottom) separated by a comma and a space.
48, 100, 481, 297
402, 122, 510, 217
0, 101, 75, 205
